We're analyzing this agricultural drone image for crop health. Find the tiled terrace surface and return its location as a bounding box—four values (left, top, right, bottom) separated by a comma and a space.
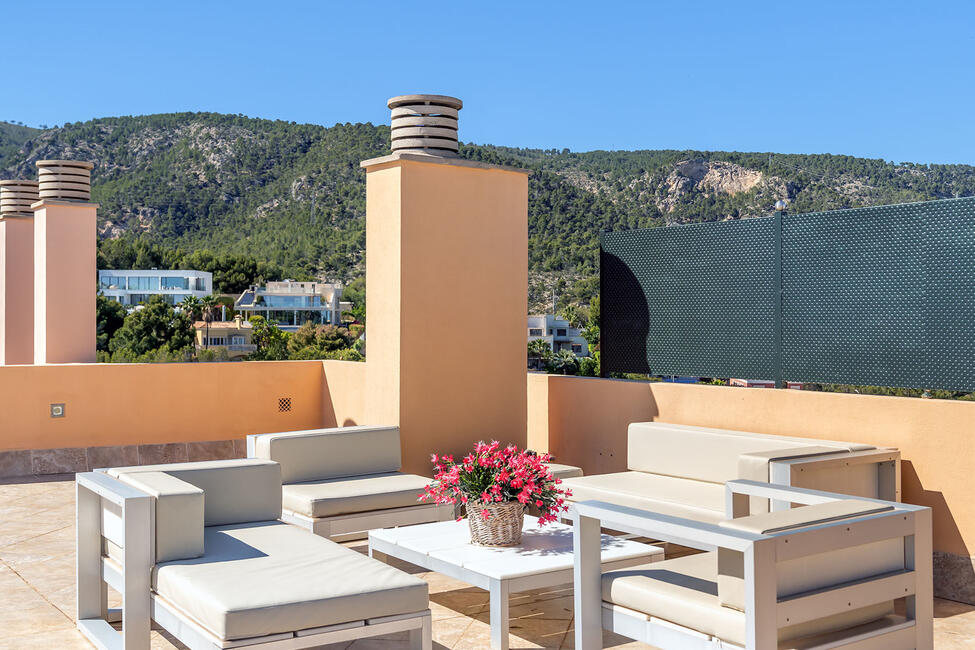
2, 477, 975, 650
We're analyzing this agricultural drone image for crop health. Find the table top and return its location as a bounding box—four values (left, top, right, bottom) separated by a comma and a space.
368, 515, 663, 581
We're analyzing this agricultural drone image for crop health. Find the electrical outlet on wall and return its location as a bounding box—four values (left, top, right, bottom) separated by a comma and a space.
50, 403, 65, 418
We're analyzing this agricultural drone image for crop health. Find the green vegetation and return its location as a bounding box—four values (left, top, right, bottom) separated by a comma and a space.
248, 316, 289, 361
96, 294, 126, 352
101, 296, 194, 362
287, 321, 363, 361
5, 113, 975, 314
245, 317, 362, 362
0, 121, 41, 165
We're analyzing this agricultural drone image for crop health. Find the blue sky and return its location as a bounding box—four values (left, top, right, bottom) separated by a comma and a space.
4, 1, 974, 164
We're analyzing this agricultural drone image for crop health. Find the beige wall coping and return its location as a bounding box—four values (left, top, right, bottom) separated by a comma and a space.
360, 151, 530, 174
30, 199, 99, 210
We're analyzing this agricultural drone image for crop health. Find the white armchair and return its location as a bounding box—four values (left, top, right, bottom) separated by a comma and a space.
571, 480, 932, 649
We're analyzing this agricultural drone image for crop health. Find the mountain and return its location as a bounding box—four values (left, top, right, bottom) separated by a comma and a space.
3, 114, 975, 310
0, 121, 41, 165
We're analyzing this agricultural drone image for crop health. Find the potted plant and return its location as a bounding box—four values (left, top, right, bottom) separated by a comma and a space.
420, 441, 572, 546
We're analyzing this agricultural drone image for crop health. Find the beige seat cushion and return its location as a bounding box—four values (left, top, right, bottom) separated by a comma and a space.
115, 471, 204, 562
283, 472, 431, 518
603, 552, 892, 647
563, 471, 725, 523
253, 425, 402, 483
153, 521, 428, 641
603, 552, 746, 644
547, 463, 583, 480
108, 459, 281, 526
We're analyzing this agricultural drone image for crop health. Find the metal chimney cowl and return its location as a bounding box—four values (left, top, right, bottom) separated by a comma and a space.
387, 94, 462, 156
36, 159, 94, 202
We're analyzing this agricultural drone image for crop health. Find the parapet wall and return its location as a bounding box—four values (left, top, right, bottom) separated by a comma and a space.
0, 361, 327, 471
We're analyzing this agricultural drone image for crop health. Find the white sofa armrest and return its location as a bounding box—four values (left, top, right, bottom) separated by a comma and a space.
76, 472, 153, 649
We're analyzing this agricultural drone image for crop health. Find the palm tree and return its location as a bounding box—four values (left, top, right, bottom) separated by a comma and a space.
560, 304, 586, 329
552, 349, 579, 375
179, 295, 202, 321
200, 295, 218, 350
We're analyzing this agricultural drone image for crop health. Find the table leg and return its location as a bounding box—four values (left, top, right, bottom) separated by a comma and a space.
489, 578, 510, 650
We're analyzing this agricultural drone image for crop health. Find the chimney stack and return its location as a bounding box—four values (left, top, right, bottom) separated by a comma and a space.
387, 94, 462, 156
33, 159, 97, 364
362, 94, 529, 473
0, 180, 39, 364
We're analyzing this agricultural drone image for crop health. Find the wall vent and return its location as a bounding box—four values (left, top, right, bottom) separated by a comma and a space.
277, 397, 292, 413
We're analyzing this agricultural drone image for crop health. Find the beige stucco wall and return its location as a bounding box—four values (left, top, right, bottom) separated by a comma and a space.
364, 157, 529, 475
33, 201, 96, 364
0, 361, 327, 450
528, 374, 975, 557
0, 217, 33, 365
322, 359, 368, 428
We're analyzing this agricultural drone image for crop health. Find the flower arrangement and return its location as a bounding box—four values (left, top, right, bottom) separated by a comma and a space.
420, 441, 571, 545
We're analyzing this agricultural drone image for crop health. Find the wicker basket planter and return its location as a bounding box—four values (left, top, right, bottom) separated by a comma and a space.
467, 501, 525, 546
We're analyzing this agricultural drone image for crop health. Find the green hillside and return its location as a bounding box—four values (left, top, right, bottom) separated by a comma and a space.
0, 121, 41, 165
3, 113, 975, 308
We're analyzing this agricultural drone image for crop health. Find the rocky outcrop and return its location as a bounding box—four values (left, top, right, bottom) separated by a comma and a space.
659, 160, 765, 209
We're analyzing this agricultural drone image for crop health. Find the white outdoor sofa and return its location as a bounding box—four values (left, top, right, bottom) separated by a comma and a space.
572, 480, 933, 649
76, 458, 433, 650
563, 422, 900, 522
247, 425, 454, 540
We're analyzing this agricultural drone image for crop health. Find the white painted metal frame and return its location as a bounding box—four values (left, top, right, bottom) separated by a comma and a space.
246, 432, 454, 541
768, 448, 901, 511
368, 525, 662, 650
76, 472, 433, 650
572, 480, 933, 650
77, 471, 153, 650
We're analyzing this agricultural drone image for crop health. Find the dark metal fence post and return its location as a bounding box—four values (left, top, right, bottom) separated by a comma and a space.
773, 210, 784, 388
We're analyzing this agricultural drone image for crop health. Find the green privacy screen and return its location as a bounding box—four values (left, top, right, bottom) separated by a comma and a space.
600, 196, 975, 391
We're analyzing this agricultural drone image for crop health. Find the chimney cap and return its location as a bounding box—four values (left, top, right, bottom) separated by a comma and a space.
387, 94, 462, 110
36, 159, 94, 170
387, 94, 462, 156
0, 179, 40, 217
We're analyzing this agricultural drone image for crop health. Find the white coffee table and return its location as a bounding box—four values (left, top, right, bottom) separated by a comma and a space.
368, 515, 663, 650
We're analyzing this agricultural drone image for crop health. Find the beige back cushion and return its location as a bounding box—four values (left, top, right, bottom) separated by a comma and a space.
627, 422, 873, 483
116, 471, 205, 562
109, 459, 281, 525
717, 500, 903, 613
253, 425, 402, 484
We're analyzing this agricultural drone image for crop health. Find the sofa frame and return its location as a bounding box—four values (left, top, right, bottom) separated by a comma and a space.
571, 480, 932, 650
246, 431, 453, 541
766, 448, 901, 509
76, 471, 433, 650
